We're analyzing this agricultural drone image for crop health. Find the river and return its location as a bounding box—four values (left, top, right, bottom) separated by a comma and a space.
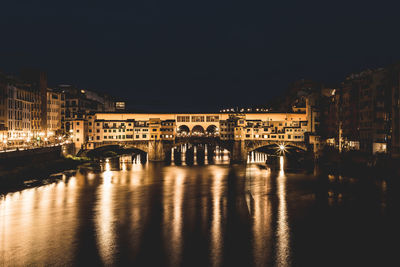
0, 154, 398, 266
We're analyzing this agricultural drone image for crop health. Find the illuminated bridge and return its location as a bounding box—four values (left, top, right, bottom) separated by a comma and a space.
72, 111, 317, 162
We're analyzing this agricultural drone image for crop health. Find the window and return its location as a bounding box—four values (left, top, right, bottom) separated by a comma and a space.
191, 116, 204, 122
177, 116, 190, 122
206, 116, 219, 122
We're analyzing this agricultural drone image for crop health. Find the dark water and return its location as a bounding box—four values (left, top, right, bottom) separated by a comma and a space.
0, 156, 398, 266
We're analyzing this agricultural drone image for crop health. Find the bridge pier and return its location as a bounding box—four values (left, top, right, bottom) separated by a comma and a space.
231, 140, 247, 163
148, 140, 166, 161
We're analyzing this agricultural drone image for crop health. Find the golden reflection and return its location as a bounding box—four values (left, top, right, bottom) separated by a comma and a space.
67, 176, 77, 188
105, 162, 111, 172
0, 181, 78, 266
279, 155, 285, 176
95, 169, 115, 266
277, 156, 290, 266
210, 167, 225, 267
249, 164, 273, 267
87, 172, 95, 184
121, 162, 127, 171
163, 169, 185, 266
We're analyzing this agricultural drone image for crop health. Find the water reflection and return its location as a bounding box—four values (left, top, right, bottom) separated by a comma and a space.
0, 178, 78, 266
246, 164, 273, 267
95, 169, 116, 266
276, 156, 291, 267
0, 156, 396, 266
171, 145, 231, 165
163, 169, 185, 266
210, 167, 226, 267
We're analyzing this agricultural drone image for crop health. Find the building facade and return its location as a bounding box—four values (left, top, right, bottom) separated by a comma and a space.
69, 110, 312, 153
0, 74, 36, 146
46, 89, 64, 135
57, 85, 118, 133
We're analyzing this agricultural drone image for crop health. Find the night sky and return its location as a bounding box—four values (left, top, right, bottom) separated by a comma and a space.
1, 1, 400, 112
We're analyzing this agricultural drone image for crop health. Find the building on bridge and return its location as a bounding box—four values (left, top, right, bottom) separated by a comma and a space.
219, 114, 307, 143
70, 108, 320, 161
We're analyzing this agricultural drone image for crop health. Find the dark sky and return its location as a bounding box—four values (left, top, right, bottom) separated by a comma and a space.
1, 1, 400, 112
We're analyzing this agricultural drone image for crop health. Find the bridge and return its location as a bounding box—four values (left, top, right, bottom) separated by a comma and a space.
86, 138, 308, 163
72, 111, 314, 162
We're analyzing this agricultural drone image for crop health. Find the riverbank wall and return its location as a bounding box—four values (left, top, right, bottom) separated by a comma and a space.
0, 144, 75, 169
0, 143, 83, 193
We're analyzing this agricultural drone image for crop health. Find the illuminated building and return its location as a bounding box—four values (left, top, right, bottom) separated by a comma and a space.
115, 101, 126, 111
71, 119, 87, 150
20, 69, 47, 135
219, 113, 308, 142
0, 73, 35, 146
57, 85, 120, 133
46, 89, 64, 136
68, 110, 312, 157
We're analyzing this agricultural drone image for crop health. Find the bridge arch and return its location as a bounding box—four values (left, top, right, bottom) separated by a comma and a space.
206, 125, 218, 135
191, 125, 205, 135
85, 144, 148, 158
245, 140, 307, 154
177, 125, 190, 135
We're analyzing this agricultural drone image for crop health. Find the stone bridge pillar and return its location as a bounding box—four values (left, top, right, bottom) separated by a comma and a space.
148, 140, 165, 161
231, 140, 247, 163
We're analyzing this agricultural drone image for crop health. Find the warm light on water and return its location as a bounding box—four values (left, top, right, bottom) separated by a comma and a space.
96, 170, 116, 266
0, 157, 396, 266
277, 156, 290, 266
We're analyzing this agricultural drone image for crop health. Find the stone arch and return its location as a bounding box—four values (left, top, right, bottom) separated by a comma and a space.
123, 144, 149, 153
177, 125, 190, 135
191, 125, 205, 135
206, 125, 218, 135
246, 140, 307, 154
85, 144, 148, 158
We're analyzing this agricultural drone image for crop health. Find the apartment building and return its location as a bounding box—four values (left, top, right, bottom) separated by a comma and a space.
46, 89, 64, 135
219, 114, 307, 142
4, 84, 35, 145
